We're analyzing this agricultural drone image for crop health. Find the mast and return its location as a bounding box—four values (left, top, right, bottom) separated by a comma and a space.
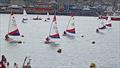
49, 19, 53, 36
66, 16, 72, 30
8, 10, 13, 35
47, 12, 49, 18
49, 11, 56, 36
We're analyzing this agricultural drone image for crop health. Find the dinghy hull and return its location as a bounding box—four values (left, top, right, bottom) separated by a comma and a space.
5, 38, 22, 43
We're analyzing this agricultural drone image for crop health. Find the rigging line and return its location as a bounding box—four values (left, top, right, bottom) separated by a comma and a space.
66, 16, 73, 30
48, 16, 54, 36
49, 12, 57, 36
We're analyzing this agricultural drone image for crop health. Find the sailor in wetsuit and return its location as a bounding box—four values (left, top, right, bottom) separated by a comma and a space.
5, 34, 22, 43
96, 29, 99, 33
46, 37, 50, 41
63, 31, 67, 36
5, 34, 9, 40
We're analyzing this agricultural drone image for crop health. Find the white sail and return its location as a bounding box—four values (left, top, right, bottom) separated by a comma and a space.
49, 15, 60, 38
8, 16, 20, 36
23, 9, 28, 20
5, 13, 22, 43
47, 12, 50, 20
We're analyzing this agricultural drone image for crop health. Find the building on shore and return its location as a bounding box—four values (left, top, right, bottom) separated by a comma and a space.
10, 0, 25, 5
0, 0, 10, 3
0, 0, 10, 6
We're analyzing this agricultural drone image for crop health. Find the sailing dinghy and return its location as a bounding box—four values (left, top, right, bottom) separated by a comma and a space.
45, 15, 60, 44
97, 16, 111, 30
22, 9, 28, 23
63, 16, 76, 37
96, 16, 112, 33
5, 13, 22, 43
98, 18, 107, 30
44, 12, 50, 22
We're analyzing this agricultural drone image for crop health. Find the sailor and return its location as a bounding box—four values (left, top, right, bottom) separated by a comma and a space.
6, 62, 9, 68
46, 37, 50, 42
5, 34, 9, 40
21, 35, 24, 37
1, 55, 7, 63
44, 19, 47, 22
96, 29, 99, 33
14, 63, 18, 68
63, 31, 67, 36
